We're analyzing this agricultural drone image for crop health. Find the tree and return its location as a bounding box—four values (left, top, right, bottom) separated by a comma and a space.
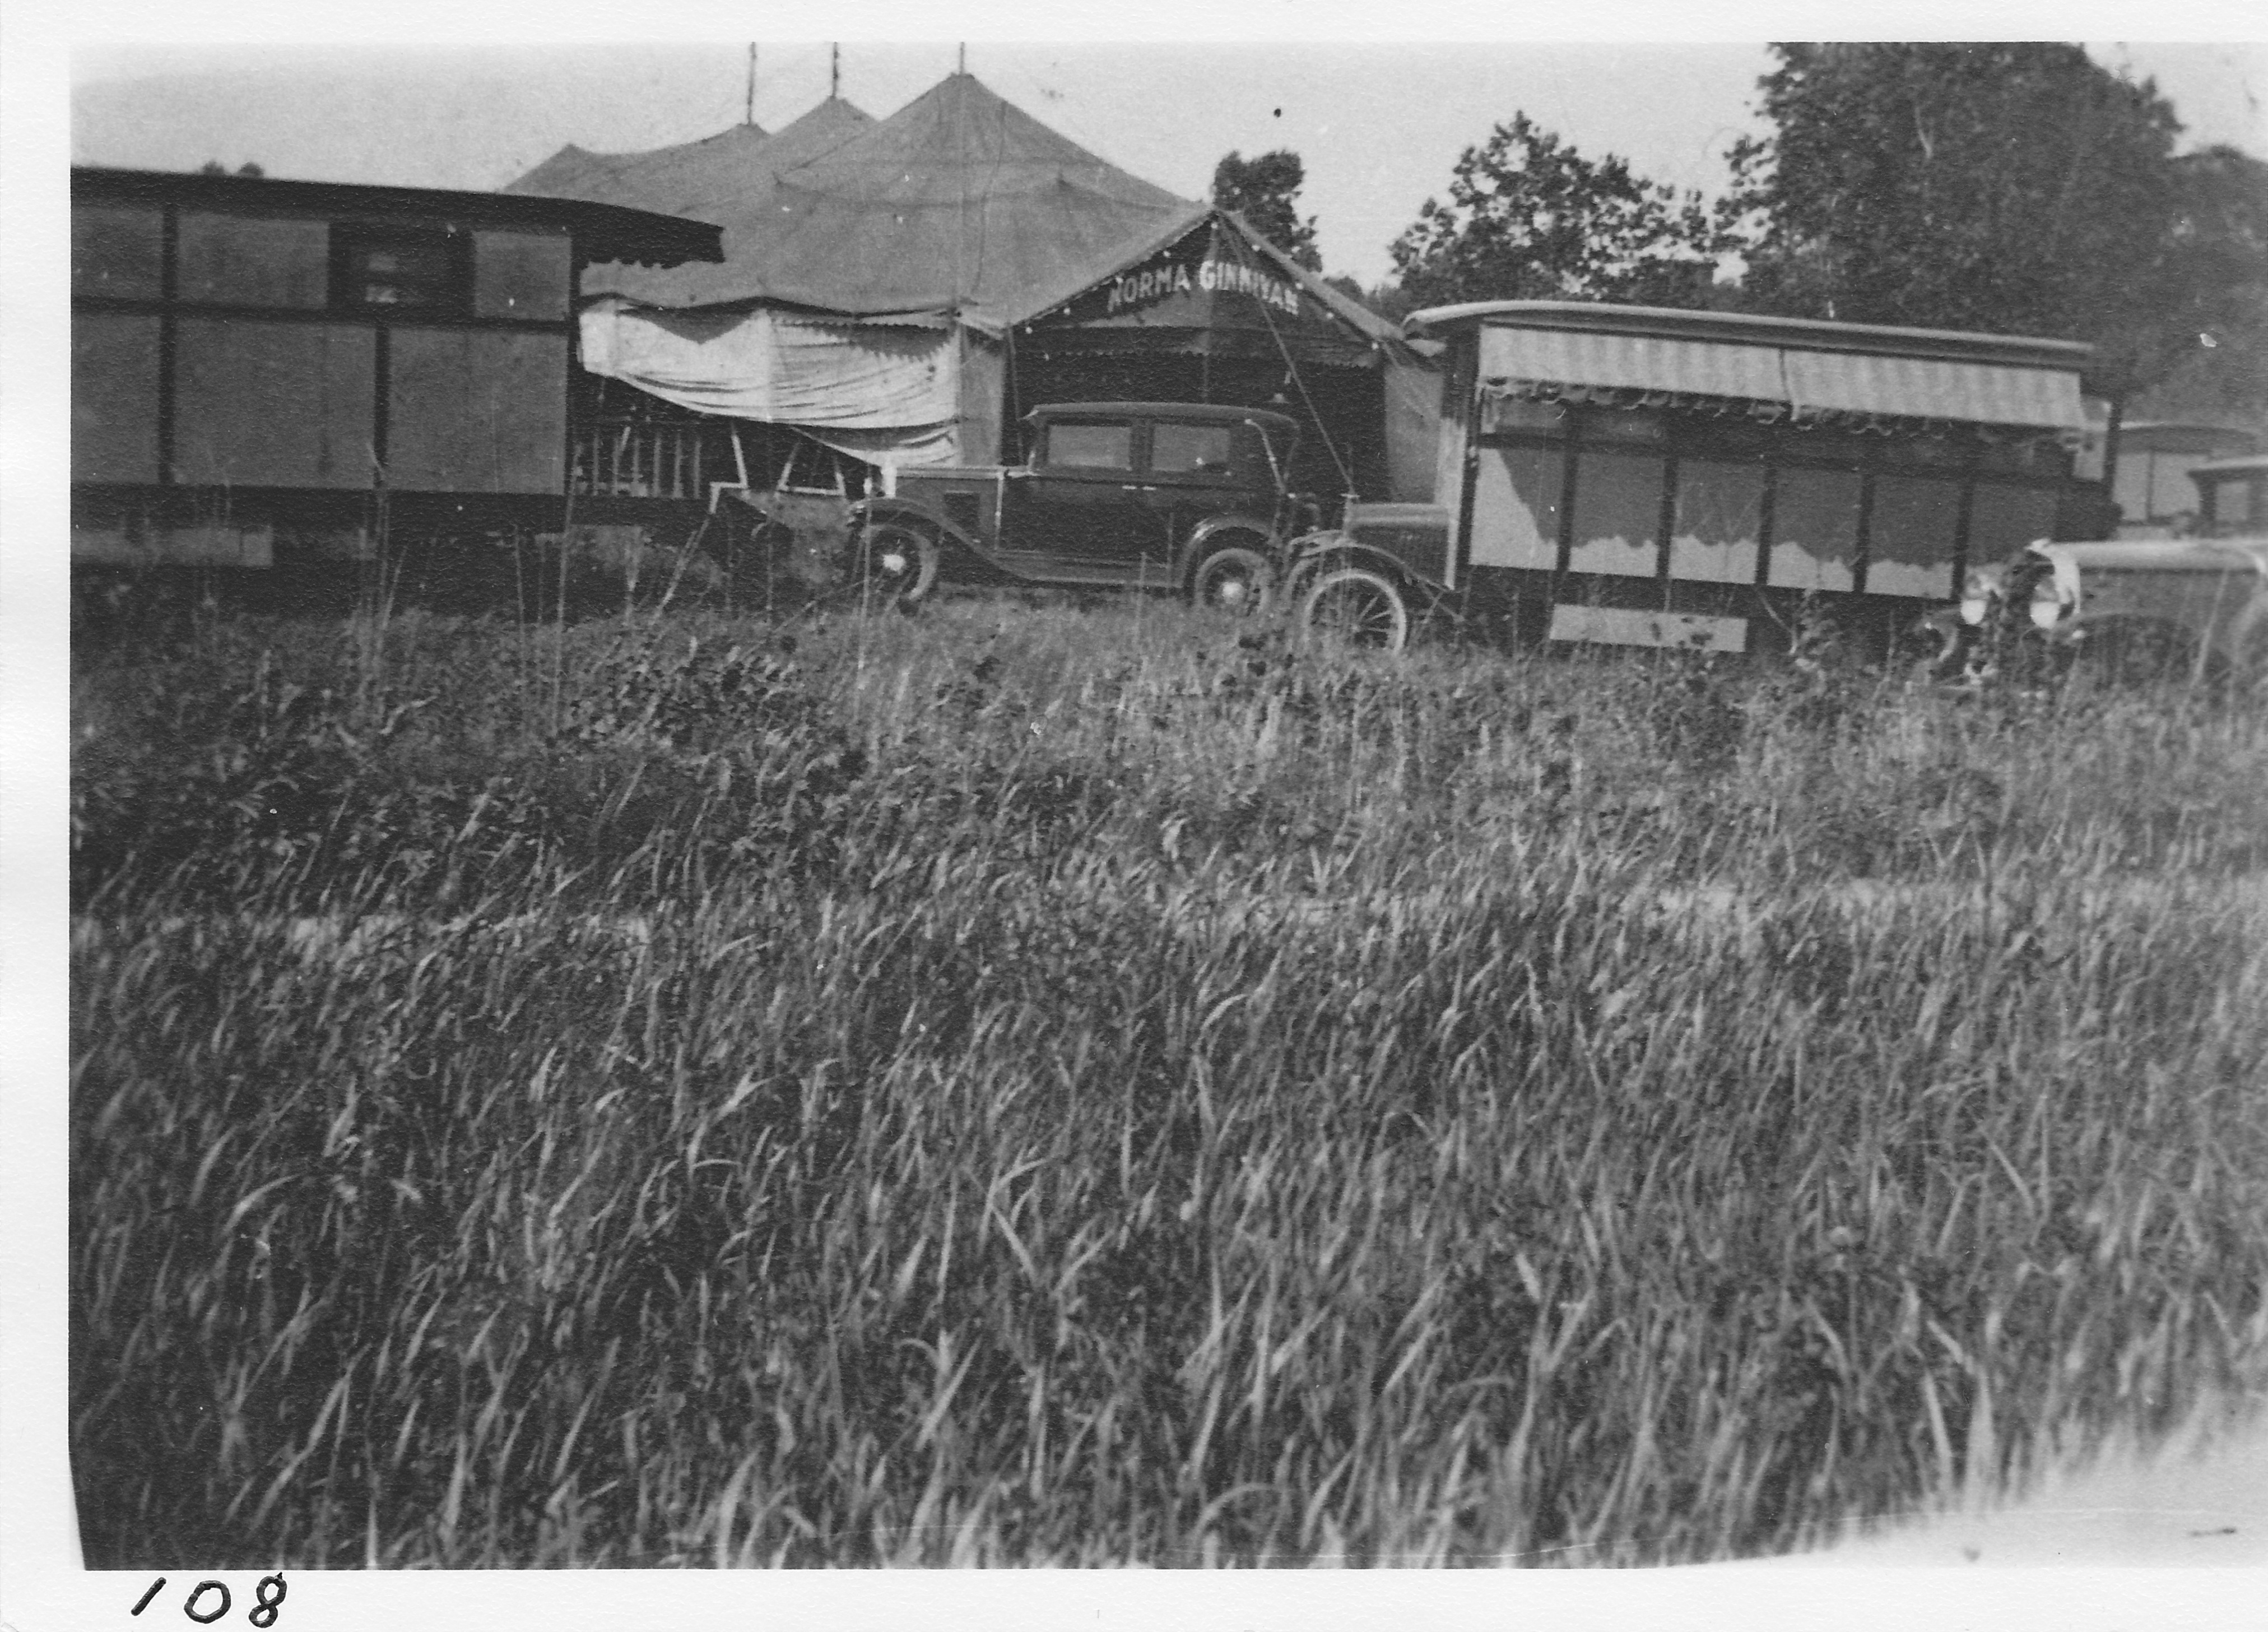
1721, 44, 2204, 399
1388, 114, 1730, 312
1212, 150, 1322, 271
2130, 146, 2268, 420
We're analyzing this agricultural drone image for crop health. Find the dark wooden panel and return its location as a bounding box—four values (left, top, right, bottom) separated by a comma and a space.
176, 212, 330, 308
73, 204, 164, 300
72, 313, 163, 483
385, 327, 566, 494
473, 230, 570, 321
173, 317, 377, 488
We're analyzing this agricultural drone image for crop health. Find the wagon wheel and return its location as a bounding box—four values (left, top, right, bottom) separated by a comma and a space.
1188, 544, 1276, 618
841, 520, 940, 612
1299, 564, 1410, 653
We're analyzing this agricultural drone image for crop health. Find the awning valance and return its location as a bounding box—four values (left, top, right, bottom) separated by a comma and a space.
1479, 327, 1783, 403
1476, 324, 2085, 432
1780, 349, 2084, 430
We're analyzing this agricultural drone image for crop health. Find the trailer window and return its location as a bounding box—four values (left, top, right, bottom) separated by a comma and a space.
1042, 422, 1133, 471
1468, 446, 1562, 570
171, 318, 377, 488
1768, 466, 1860, 592
73, 205, 164, 300
473, 230, 570, 321
73, 314, 162, 483
335, 225, 468, 313
1567, 450, 1665, 577
176, 212, 331, 309
1669, 460, 1766, 585
1866, 475, 1963, 597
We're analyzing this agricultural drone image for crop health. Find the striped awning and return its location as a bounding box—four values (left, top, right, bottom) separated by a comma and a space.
1780, 349, 2084, 430
1480, 326, 1782, 402
1477, 325, 2086, 432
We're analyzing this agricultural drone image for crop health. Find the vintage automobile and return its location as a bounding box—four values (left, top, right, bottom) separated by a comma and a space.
1931, 454, 2268, 689
1934, 532, 2268, 689
842, 401, 1314, 610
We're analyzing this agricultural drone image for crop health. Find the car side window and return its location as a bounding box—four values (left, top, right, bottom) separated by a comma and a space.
1042, 422, 1133, 471
1152, 423, 1234, 476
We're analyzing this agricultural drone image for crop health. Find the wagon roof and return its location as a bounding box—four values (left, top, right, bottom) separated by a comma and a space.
1404, 300, 2091, 372
1406, 299, 2091, 432
71, 165, 723, 268
2192, 454, 2268, 477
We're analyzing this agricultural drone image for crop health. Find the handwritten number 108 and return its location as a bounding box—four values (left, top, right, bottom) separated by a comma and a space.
129, 1574, 286, 1625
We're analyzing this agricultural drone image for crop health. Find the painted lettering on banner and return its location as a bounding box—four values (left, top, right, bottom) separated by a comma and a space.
1105, 256, 1303, 319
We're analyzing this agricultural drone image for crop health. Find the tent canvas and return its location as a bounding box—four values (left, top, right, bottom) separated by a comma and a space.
518, 73, 1434, 484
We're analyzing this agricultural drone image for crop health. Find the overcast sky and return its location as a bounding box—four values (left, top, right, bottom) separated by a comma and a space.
67, 33, 2267, 289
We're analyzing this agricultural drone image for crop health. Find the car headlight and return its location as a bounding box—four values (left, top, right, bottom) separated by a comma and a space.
2028, 573, 2070, 630
1959, 570, 1996, 627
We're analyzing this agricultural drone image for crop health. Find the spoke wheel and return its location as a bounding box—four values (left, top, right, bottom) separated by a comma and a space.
1189, 545, 1275, 618
844, 521, 940, 611
1299, 564, 1410, 653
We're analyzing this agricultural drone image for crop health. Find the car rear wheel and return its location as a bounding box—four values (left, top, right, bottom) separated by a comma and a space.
843, 520, 940, 611
1299, 564, 1410, 653
1189, 544, 1275, 617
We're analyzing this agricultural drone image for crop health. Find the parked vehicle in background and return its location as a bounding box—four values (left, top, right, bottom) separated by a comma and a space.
1932, 455, 2268, 690
1283, 300, 2106, 656
2108, 422, 2262, 537
2188, 454, 2268, 540
844, 402, 1314, 610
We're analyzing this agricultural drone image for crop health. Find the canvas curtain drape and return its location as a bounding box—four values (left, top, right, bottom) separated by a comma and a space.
578, 298, 966, 464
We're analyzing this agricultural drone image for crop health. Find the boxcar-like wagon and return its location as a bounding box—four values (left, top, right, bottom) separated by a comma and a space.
71, 166, 722, 598
1289, 301, 2108, 657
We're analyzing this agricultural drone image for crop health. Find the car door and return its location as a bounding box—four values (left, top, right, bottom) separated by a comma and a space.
1006, 416, 1155, 580
1149, 418, 1251, 569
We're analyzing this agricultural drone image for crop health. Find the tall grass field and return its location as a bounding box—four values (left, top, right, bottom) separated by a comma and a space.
69, 589, 2268, 1566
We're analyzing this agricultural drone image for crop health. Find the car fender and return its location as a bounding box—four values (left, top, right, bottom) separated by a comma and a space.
1287, 531, 1438, 592
1181, 512, 1281, 576
848, 497, 985, 558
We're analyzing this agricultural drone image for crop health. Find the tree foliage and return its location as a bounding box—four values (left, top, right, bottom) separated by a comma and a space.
1720, 44, 2240, 400
1388, 114, 1730, 312
2131, 146, 2268, 419
1212, 150, 1322, 271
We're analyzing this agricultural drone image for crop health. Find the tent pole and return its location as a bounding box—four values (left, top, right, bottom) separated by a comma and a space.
745, 44, 756, 125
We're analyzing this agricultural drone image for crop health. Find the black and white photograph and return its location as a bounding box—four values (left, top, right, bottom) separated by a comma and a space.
7, 6, 2267, 1627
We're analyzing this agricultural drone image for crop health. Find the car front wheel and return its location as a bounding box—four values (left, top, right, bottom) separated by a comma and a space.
1189, 544, 1275, 617
1299, 564, 1410, 652
843, 520, 940, 611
